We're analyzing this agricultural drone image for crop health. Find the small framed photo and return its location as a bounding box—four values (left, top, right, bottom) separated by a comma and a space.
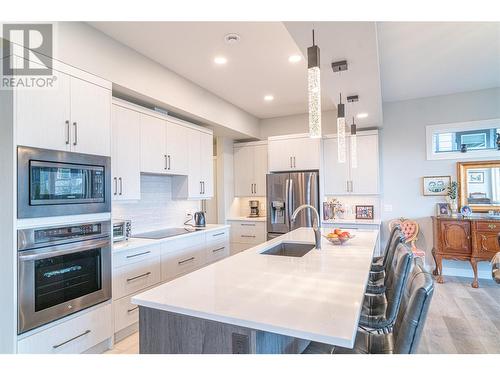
468, 171, 484, 184
422, 176, 451, 196
323, 202, 334, 220
460, 205, 472, 217
355, 205, 374, 220
436, 203, 451, 216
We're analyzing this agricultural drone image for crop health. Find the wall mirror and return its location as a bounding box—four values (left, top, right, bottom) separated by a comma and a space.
457, 160, 500, 212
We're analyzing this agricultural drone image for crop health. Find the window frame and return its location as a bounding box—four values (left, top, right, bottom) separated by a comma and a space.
426, 118, 500, 160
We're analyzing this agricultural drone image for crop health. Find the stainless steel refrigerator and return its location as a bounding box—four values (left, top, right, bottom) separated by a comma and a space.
266, 171, 319, 240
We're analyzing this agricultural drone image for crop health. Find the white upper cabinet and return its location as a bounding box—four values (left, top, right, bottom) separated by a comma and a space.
140, 114, 167, 174
69, 77, 111, 156
112, 104, 141, 200
165, 121, 189, 175
323, 132, 379, 195
16, 71, 111, 156
234, 142, 268, 197
268, 135, 321, 172
172, 128, 214, 200
349, 133, 379, 194
16, 70, 71, 152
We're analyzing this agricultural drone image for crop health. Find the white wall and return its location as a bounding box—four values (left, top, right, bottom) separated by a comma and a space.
259, 110, 338, 139
55, 22, 260, 139
113, 175, 200, 234
380, 87, 500, 278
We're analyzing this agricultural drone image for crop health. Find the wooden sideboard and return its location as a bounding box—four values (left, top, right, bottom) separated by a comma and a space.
432, 215, 500, 288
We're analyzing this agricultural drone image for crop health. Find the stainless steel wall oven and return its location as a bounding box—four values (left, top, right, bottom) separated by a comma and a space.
18, 220, 112, 333
17, 146, 111, 218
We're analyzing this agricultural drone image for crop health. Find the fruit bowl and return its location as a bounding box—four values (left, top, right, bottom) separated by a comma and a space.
323, 229, 354, 245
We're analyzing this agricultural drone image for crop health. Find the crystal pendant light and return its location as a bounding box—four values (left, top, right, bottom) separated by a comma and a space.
307, 30, 321, 138
337, 94, 346, 163
350, 117, 357, 168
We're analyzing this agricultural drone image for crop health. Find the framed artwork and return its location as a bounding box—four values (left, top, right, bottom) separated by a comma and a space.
468, 171, 484, 184
460, 205, 472, 217
355, 205, 374, 220
323, 202, 334, 220
422, 176, 451, 196
436, 203, 451, 216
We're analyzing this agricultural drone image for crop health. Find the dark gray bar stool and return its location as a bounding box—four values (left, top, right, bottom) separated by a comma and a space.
303, 258, 434, 354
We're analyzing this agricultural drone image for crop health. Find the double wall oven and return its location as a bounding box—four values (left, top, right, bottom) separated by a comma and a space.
17, 146, 113, 334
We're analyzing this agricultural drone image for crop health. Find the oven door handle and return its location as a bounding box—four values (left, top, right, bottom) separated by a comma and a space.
18, 238, 110, 262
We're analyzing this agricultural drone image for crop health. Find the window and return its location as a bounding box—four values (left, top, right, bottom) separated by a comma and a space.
426, 119, 500, 160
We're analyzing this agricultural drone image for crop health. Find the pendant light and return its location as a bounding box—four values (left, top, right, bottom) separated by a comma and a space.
307, 30, 321, 138
337, 93, 346, 163
350, 117, 357, 168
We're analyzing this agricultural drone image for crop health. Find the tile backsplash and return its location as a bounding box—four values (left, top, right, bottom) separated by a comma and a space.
113, 174, 200, 234
323, 195, 381, 221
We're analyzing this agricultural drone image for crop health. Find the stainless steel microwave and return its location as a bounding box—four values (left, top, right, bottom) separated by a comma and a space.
17, 146, 111, 218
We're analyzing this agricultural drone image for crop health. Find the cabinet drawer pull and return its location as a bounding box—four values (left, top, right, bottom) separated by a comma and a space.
52, 329, 91, 349
212, 246, 225, 253
212, 232, 225, 237
241, 235, 256, 238
127, 306, 139, 314
488, 223, 497, 229
72, 122, 78, 146
168, 155, 171, 170
240, 223, 255, 227
119, 177, 123, 195
126, 250, 151, 259
113, 177, 117, 196
65, 120, 70, 145
126, 271, 151, 282
178, 256, 195, 265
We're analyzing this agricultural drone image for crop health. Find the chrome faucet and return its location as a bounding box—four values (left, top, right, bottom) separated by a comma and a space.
291, 204, 321, 249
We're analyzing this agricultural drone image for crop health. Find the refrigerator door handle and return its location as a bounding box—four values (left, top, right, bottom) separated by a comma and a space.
285, 178, 290, 226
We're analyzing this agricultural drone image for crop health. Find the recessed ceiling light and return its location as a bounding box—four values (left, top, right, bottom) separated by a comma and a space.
288, 54, 302, 63
356, 113, 368, 119
264, 95, 274, 102
214, 56, 227, 65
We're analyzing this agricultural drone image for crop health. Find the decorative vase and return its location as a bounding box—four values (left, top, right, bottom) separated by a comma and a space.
449, 200, 458, 215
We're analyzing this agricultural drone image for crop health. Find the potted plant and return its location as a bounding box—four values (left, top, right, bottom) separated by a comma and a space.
447, 181, 458, 214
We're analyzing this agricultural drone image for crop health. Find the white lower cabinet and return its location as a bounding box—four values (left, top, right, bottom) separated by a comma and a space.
228, 220, 266, 254
17, 303, 112, 354
112, 228, 230, 338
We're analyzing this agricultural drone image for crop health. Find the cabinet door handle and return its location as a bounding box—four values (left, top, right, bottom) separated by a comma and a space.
293, 156, 296, 168
119, 177, 123, 195
127, 306, 139, 314
126, 271, 151, 282
113, 177, 117, 196
290, 156, 293, 168
346, 181, 349, 192
202, 181, 205, 194
52, 330, 91, 349
212, 246, 225, 253
65, 120, 70, 145
126, 250, 151, 259
164, 155, 168, 170
168, 155, 171, 170
200, 182, 203, 195
178, 256, 195, 265
72, 122, 78, 146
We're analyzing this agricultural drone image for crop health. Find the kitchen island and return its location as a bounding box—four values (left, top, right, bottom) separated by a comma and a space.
132, 227, 379, 354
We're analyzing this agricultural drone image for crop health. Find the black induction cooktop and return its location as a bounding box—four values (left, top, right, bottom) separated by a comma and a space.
132, 227, 202, 239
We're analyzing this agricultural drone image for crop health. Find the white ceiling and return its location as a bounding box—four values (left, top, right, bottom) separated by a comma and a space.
377, 22, 500, 102
284, 22, 383, 127
89, 21, 314, 119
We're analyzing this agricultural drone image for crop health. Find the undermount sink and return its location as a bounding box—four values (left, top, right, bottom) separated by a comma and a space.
261, 242, 315, 257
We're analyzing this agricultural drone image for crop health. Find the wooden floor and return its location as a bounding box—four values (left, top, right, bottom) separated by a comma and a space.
106, 276, 500, 355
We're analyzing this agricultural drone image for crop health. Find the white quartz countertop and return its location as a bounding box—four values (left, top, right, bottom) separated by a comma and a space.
226, 216, 266, 222
322, 218, 381, 226
132, 227, 379, 348
113, 224, 230, 253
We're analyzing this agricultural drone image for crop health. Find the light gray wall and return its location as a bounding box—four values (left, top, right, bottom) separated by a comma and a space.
55, 22, 260, 139
380, 87, 500, 277
259, 110, 337, 139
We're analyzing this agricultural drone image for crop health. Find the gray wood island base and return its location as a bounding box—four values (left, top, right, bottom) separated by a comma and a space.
139, 306, 310, 354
